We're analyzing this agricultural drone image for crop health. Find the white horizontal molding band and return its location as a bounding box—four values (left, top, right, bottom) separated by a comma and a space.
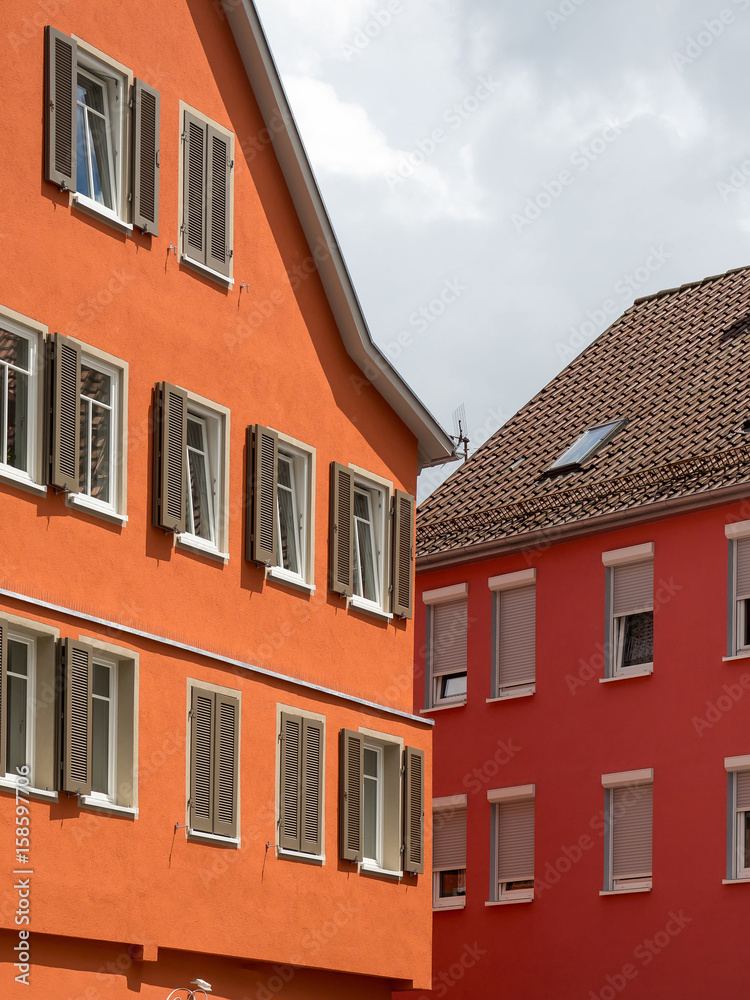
601, 542, 654, 567
488, 568, 536, 591
487, 783, 535, 803
601, 768, 653, 788
423, 582, 468, 605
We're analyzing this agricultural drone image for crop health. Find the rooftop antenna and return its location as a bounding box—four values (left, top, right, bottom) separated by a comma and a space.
451, 403, 470, 461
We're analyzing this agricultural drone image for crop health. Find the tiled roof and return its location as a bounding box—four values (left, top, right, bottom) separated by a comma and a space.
418, 265, 750, 558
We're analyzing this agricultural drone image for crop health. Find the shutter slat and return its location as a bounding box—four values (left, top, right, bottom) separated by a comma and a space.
736, 538, 750, 600
0, 619, 7, 778
613, 561, 654, 616
132, 79, 160, 235
431, 600, 468, 676
736, 771, 750, 810
213, 694, 239, 838
279, 713, 302, 851
403, 746, 425, 873
50, 334, 81, 492
391, 490, 415, 619
44, 28, 76, 189
498, 586, 536, 688
61, 639, 93, 795
433, 806, 466, 870
190, 688, 214, 834
612, 784, 653, 879
184, 113, 206, 262
496, 799, 534, 882
330, 464, 354, 596
339, 729, 363, 861
301, 718, 324, 855
155, 383, 187, 533
206, 126, 232, 277
250, 425, 278, 565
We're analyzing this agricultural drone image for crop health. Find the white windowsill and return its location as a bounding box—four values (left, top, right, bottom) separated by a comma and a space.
434, 898, 466, 911
600, 667, 653, 684
0, 778, 58, 802
599, 886, 652, 896
420, 700, 467, 714
72, 193, 133, 234
0, 466, 47, 497
277, 847, 325, 865
66, 493, 128, 526
186, 829, 240, 848
722, 877, 750, 884
79, 795, 137, 818
359, 863, 403, 879
265, 566, 316, 594
181, 254, 234, 288
722, 652, 750, 662
487, 687, 535, 703
176, 533, 229, 563
485, 895, 533, 906
347, 595, 393, 621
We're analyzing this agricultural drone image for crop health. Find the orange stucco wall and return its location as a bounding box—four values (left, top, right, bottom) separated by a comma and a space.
0, 0, 432, 995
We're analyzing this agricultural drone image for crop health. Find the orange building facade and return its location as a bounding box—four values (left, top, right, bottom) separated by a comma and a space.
0, 1, 454, 997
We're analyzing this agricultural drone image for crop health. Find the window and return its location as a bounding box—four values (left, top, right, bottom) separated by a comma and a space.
329, 463, 415, 619
180, 103, 234, 284
489, 785, 534, 903
602, 770, 653, 892
423, 584, 468, 708
726, 523, 750, 656
187, 681, 240, 841
0, 309, 44, 493
433, 796, 467, 909
153, 384, 229, 560
44, 28, 160, 234
247, 427, 316, 590
278, 709, 324, 857
5, 636, 34, 781
547, 418, 624, 473
603, 544, 654, 678
339, 729, 424, 876
725, 757, 750, 880
490, 570, 536, 699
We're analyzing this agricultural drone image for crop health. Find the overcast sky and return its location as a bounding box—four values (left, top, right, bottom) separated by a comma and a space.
252, 0, 750, 498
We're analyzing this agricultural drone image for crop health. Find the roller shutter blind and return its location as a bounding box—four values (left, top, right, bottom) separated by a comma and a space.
736, 538, 750, 601
497, 586, 535, 689
737, 770, 750, 810
431, 599, 467, 677
433, 806, 466, 871
496, 798, 534, 883
612, 561, 654, 616
611, 784, 653, 880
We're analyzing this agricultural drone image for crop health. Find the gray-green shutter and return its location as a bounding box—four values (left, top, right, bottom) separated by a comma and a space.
49, 333, 81, 492
206, 125, 232, 277
60, 639, 93, 796
330, 463, 354, 596
0, 619, 7, 778
190, 686, 215, 834
132, 79, 160, 235
249, 425, 278, 565
279, 712, 302, 851
154, 382, 187, 533
212, 693, 239, 838
391, 489, 415, 619
44, 27, 76, 190
301, 718, 324, 855
403, 746, 425, 874
339, 729, 363, 861
183, 111, 207, 264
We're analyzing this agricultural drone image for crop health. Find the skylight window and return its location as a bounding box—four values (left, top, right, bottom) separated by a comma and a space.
547, 419, 623, 472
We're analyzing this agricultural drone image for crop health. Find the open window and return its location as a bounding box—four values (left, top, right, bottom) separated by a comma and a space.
0, 308, 45, 495
726, 522, 750, 656
433, 795, 467, 909
603, 543, 654, 678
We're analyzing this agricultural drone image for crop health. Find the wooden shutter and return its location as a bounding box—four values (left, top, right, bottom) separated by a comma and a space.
249, 425, 278, 565
279, 712, 302, 851
737, 771, 750, 810
154, 382, 187, 533
212, 693, 239, 839
497, 586, 536, 689
189, 686, 215, 835
330, 463, 354, 597
736, 538, 750, 601
0, 619, 7, 778
403, 746, 425, 874
183, 111, 207, 264
206, 126, 232, 277
391, 489, 415, 619
132, 79, 160, 235
49, 333, 81, 492
431, 599, 468, 676
339, 729, 363, 861
612, 784, 653, 880
59, 639, 93, 796
433, 806, 467, 871
44, 27, 76, 189
301, 718, 324, 855
612, 561, 654, 616
496, 798, 534, 883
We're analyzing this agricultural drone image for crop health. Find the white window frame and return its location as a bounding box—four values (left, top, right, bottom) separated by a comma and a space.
347, 465, 392, 620
357, 726, 404, 877
0, 307, 45, 496
487, 785, 535, 905
363, 743, 385, 868
4, 634, 36, 784
89, 655, 118, 804
601, 769, 653, 894
266, 432, 316, 592
602, 544, 654, 680
433, 794, 467, 910
424, 584, 468, 710
176, 392, 230, 563
726, 523, 750, 658
70, 39, 133, 233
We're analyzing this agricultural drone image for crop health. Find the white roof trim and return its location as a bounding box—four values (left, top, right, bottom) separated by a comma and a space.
223, 0, 455, 471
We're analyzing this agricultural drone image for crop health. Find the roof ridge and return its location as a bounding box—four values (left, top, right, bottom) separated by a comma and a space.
632, 263, 750, 306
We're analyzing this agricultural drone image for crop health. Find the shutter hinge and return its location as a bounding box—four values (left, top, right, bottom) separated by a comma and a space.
181, 131, 188, 142
156, 150, 160, 167
129, 97, 133, 109
230, 159, 234, 169
229, 250, 234, 259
